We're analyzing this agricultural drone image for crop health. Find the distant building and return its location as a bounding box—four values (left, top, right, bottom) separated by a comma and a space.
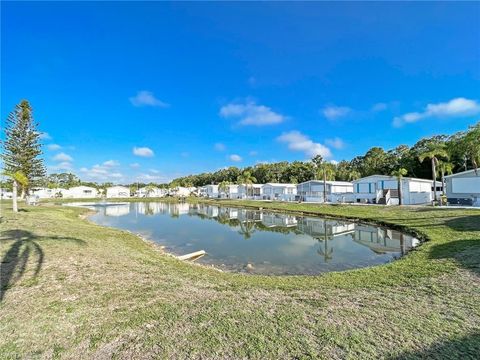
106, 186, 131, 198
136, 186, 166, 198
444, 169, 480, 206
238, 184, 264, 200
262, 183, 297, 201
63, 186, 99, 199
31, 187, 65, 199
297, 180, 353, 203
352, 175, 433, 205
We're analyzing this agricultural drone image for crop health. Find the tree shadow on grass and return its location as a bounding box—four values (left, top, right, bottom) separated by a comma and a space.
428, 238, 480, 276
392, 332, 480, 360
0, 229, 85, 302
444, 215, 480, 232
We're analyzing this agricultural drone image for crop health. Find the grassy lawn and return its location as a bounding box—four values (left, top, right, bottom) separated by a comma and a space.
1, 199, 479, 359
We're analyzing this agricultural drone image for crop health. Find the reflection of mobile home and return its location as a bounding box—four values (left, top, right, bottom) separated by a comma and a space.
218, 207, 239, 220
353, 224, 417, 254
136, 202, 170, 215
105, 204, 130, 217
237, 209, 263, 222
297, 218, 355, 238
261, 213, 298, 228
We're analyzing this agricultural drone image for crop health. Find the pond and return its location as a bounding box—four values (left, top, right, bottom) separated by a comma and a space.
84, 202, 419, 275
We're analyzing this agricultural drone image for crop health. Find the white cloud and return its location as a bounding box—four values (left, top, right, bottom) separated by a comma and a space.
149, 169, 160, 174
229, 154, 242, 162
249, 150, 258, 156
103, 160, 119, 167
220, 100, 285, 126
129, 90, 169, 108
39, 132, 51, 140
130, 163, 141, 168
47, 144, 62, 151
393, 97, 480, 127
325, 137, 345, 150
80, 163, 124, 182
214, 143, 226, 151
322, 106, 351, 120
277, 131, 332, 158
135, 173, 171, 183
133, 146, 154, 157
371, 103, 388, 112
53, 152, 73, 162
50, 162, 73, 171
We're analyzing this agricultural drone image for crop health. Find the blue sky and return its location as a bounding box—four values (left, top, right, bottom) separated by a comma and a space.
2, 2, 479, 183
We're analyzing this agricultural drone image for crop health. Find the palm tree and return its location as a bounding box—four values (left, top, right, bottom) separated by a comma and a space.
391, 168, 408, 205
237, 171, 256, 199
316, 162, 336, 203
144, 184, 157, 197
418, 141, 449, 205
437, 161, 454, 198
463, 123, 480, 173
2, 171, 28, 213
218, 180, 230, 198
347, 169, 361, 182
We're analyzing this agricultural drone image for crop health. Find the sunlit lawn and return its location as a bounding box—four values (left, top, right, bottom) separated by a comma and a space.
1, 199, 479, 359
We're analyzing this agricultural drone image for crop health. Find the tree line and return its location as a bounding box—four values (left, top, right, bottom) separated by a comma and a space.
170, 122, 479, 188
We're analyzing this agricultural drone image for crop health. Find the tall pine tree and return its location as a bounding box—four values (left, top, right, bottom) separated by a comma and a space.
2, 100, 46, 196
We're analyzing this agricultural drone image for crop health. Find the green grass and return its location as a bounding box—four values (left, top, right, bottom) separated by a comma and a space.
1, 199, 479, 359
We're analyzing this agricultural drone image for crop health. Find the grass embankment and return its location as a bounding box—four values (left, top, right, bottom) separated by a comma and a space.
1, 199, 479, 359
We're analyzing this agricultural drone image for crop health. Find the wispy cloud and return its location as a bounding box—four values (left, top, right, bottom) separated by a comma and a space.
50, 161, 73, 171
214, 143, 226, 151
103, 160, 119, 167
53, 152, 73, 162
129, 90, 169, 108
229, 154, 242, 162
130, 163, 141, 168
149, 169, 160, 174
249, 150, 258, 156
325, 137, 345, 150
47, 144, 62, 151
220, 100, 285, 126
80, 164, 123, 181
371, 103, 388, 112
393, 97, 480, 127
39, 132, 51, 140
321, 105, 351, 120
277, 131, 332, 158
133, 146, 154, 157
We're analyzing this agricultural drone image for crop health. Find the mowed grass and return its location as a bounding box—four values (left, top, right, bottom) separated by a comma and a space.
0, 199, 479, 359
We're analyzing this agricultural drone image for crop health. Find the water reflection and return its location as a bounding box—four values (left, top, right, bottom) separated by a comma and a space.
87, 202, 419, 275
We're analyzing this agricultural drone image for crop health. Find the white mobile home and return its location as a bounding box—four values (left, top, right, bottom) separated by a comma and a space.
445, 169, 480, 206
106, 186, 131, 198
204, 185, 219, 198
353, 175, 433, 205
31, 187, 65, 199
221, 184, 239, 199
136, 186, 166, 198
296, 180, 353, 203
262, 183, 297, 201
63, 186, 99, 199
238, 184, 264, 200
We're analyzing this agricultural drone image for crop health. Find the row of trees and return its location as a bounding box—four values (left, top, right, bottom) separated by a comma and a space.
170, 122, 480, 190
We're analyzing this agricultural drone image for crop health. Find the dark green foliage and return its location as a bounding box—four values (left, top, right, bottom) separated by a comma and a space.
1, 100, 46, 191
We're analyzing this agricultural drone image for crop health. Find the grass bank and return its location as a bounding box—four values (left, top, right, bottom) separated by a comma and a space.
1, 199, 479, 359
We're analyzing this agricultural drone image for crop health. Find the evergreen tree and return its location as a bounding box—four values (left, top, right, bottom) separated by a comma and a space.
1, 100, 46, 196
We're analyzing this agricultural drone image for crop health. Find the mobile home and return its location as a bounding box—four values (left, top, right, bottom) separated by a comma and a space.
444, 169, 480, 206
352, 175, 433, 205
262, 183, 297, 201
106, 186, 131, 198
63, 186, 99, 199
296, 180, 353, 203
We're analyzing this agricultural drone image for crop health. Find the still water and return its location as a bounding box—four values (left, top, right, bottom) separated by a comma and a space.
86, 202, 419, 275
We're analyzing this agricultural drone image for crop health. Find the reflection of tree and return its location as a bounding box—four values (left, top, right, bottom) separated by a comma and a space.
315, 222, 334, 262
238, 219, 256, 240
144, 202, 154, 216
